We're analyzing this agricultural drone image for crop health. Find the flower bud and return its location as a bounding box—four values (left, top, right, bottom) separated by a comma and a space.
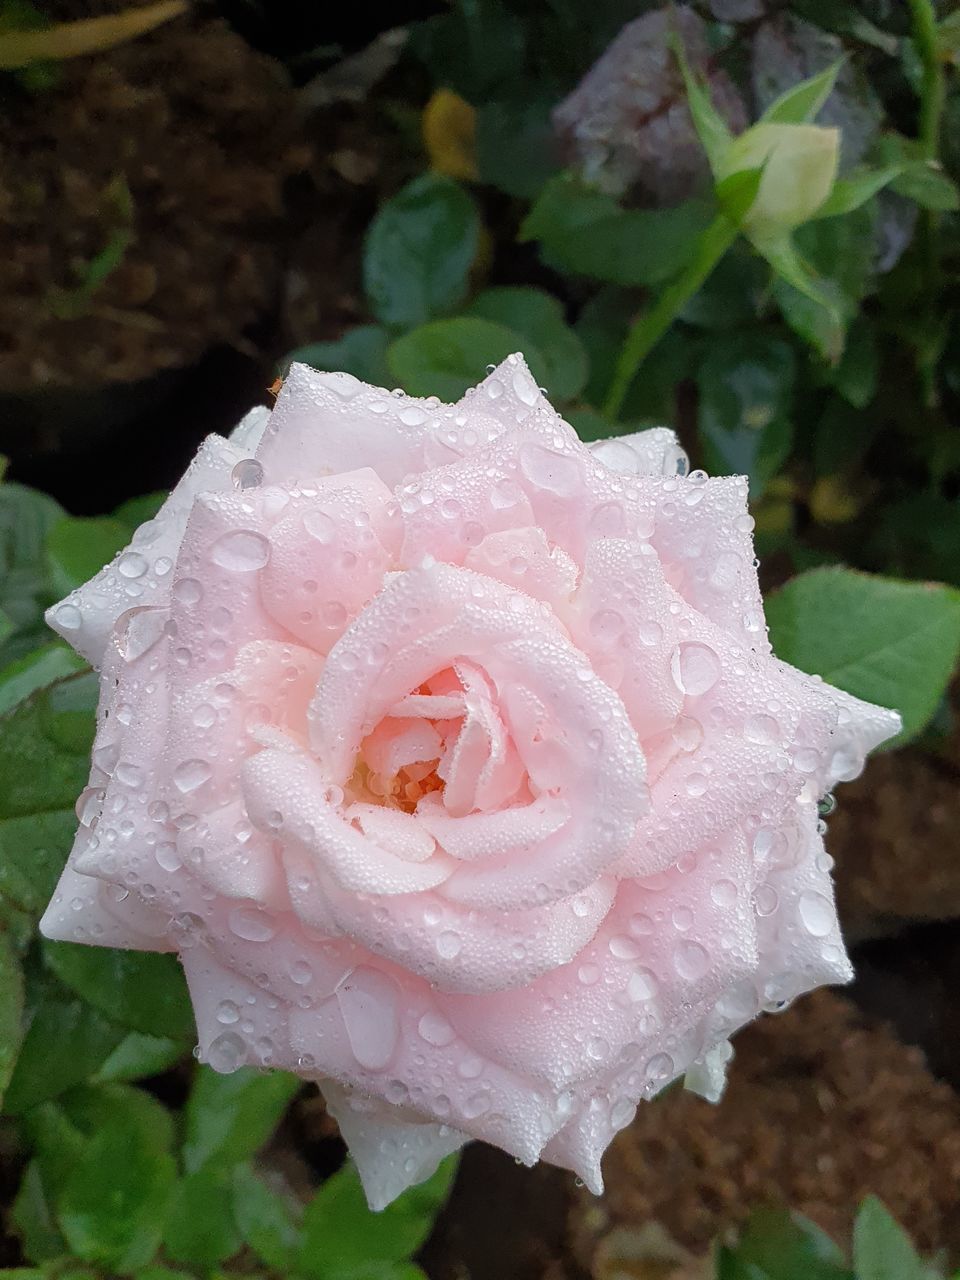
717, 121, 840, 237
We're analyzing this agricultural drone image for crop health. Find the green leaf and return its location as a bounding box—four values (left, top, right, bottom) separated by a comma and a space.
466, 287, 587, 401
0, 643, 86, 718
42, 941, 193, 1041
765, 568, 960, 745
813, 166, 903, 219
182, 1064, 301, 1175
0, 673, 97, 918
387, 317, 548, 401
670, 30, 732, 172
0, 483, 64, 667
363, 174, 480, 330
826, 316, 878, 410
733, 1207, 851, 1280
520, 175, 713, 287
853, 1196, 926, 1280
284, 326, 391, 386
475, 96, 559, 198
56, 1085, 176, 1272
764, 236, 846, 362
10, 1160, 67, 1263
46, 516, 129, 596
4, 966, 125, 1114
94, 1030, 187, 1083
113, 491, 166, 529
298, 1156, 457, 1280
874, 135, 960, 211
232, 1163, 303, 1272
697, 333, 796, 498
163, 1167, 243, 1267
0, 925, 24, 1105
760, 59, 844, 125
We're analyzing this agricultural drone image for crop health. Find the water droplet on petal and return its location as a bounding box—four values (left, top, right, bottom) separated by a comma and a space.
798, 890, 834, 937
674, 939, 710, 981
54, 602, 83, 631
232, 458, 264, 490
627, 968, 659, 1002
211, 530, 271, 571
436, 930, 463, 960
229, 906, 277, 942
337, 968, 400, 1070
671, 642, 721, 697
304, 510, 336, 544
418, 1011, 456, 1047
173, 759, 212, 794
207, 1031, 247, 1073
117, 551, 148, 579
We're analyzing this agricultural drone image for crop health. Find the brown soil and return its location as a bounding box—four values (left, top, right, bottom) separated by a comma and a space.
566, 990, 960, 1273
830, 746, 960, 940
0, 7, 309, 394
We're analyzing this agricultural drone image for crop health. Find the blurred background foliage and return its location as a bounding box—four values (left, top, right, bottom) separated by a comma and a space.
3, 0, 960, 1277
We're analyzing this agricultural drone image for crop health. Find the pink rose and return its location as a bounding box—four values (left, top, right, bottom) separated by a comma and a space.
42, 357, 899, 1208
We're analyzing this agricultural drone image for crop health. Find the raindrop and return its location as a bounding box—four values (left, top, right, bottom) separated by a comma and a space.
54, 602, 82, 631
645, 1052, 675, 1083
609, 935, 640, 961
289, 960, 314, 986
744, 713, 780, 746
173, 577, 204, 606
173, 759, 212, 794
304, 510, 337, 544
436, 930, 463, 960
232, 458, 264, 490
798, 890, 834, 937
115, 606, 167, 661
211, 530, 271, 571
337, 968, 401, 1071
671, 642, 721, 697
418, 1012, 456, 1047
754, 885, 779, 917
207, 1032, 247, 1073
710, 879, 738, 908
674, 939, 709, 981
627, 968, 659, 1002
117, 551, 148, 580
216, 1000, 240, 1025
229, 906, 277, 942
610, 1098, 636, 1130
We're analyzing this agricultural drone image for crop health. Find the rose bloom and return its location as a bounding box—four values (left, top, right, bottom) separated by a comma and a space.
43, 356, 898, 1208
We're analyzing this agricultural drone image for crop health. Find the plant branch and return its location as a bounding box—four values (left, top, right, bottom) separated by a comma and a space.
908, 0, 946, 160
603, 214, 739, 420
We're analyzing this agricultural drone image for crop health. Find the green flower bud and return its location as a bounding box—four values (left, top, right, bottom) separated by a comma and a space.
716, 122, 840, 237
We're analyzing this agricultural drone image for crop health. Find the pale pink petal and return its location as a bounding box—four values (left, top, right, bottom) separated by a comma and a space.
46, 434, 246, 667
416, 793, 568, 861
243, 748, 455, 896
348, 804, 437, 863
465, 527, 579, 607
589, 427, 687, 478
319, 873, 616, 994
320, 1080, 467, 1211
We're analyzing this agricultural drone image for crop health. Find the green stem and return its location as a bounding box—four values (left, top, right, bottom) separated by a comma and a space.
603, 214, 738, 421
908, 0, 946, 406
908, 0, 946, 159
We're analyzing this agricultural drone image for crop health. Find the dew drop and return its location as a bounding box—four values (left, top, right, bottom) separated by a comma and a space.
519, 442, 582, 496
674, 939, 710, 981
418, 1011, 456, 1047
337, 967, 400, 1070
671, 642, 721, 697
754, 884, 780, 917
744, 713, 780, 746
609, 935, 640, 960
207, 1031, 247, 1073
54, 602, 83, 631
798, 890, 834, 937
211, 530, 271, 571
216, 1000, 240, 1025
117, 551, 149, 580
645, 1052, 675, 1083
710, 878, 738, 908
173, 577, 203, 606
436, 930, 463, 960
115, 606, 167, 661
232, 458, 264, 490
229, 905, 277, 942
289, 960, 314, 986
303, 510, 336, 544
610, 1098, 636, 1130
627, 968, 659, 1002
173, 759, 212, 794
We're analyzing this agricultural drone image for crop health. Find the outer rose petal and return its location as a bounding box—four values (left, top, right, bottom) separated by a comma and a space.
47, 434, 246, 667
320, 1080, 467, 1212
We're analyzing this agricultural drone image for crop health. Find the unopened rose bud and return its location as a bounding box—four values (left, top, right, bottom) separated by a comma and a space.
717, 121, 840, 237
